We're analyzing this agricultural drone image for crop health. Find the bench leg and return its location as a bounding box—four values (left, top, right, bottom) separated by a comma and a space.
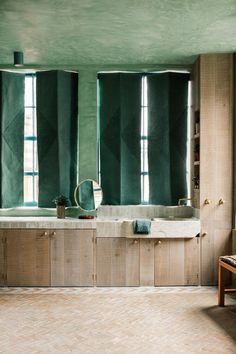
218, 262, 225, 306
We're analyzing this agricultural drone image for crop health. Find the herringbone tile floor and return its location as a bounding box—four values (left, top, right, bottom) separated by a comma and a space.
0, 287, 235, 354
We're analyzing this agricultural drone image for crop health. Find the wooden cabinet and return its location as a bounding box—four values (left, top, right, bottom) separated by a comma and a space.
1, 228, 95, 287
6, 229, 50, 286
191, 54, 233, 285
96, 238, 139, 286
0, 231, 7, 285
97, 237, 200, 286
154, 238, 200, 286
1, 228, 200, 287
51, 229, 95, 286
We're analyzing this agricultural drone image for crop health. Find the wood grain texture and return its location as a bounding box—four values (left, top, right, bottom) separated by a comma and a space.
6, 229, 50, 286
111, 238, 126, 286
154, 238, 200, 286
51, 229, 94, 286
96, 238, 112, 286
199, 54, 233, 285
50, 230, 64, 285
0, 230, 6, 285
96, 238, 140, 286
184, 237, 200, 285
140, 239, 154, 286
126, 239, 140, 286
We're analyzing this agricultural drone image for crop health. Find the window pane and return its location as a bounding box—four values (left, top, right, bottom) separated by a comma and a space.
143, 107, 148, 136
143, 76, 148, 107
24, 74, 38, 205
24, 141, 33, 172
24, 176, 34, 202
25, 76, 33, 106
24, 108, 34, 136
141, 75, 149, 204
143, 140, 148, 172
143, 175, 149, 203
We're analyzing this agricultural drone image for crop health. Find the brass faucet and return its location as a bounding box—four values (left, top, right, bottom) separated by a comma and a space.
178, 198, 192, 206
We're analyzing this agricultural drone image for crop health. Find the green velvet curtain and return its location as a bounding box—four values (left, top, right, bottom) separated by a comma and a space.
147, 72, 189, 205
0, 72, 24, 207
36, 71, 78, 207
99, 73, 142, 205
78, 180, 95, 211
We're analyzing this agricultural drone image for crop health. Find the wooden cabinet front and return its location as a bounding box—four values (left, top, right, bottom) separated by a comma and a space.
2, 228, 95, 287
197, 54, 233, 285
0, 231, 7, 285
154, 238, 200, 286
51, 229, 95, 286
96, 238, 140, 286
6, 229, 50, 286
97, 237, 200, 287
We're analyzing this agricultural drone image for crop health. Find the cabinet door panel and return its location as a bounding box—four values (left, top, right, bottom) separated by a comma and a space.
111, 238, 126, 286
154, 239, 184, 286
126, 239, 140, 286
140, 239, 154, 286
6, 229, 50, 286
96, 238, 139, 286
184, 238, 200, 285
96, 238, 112, 286
0, 231, 6, 286
51, 229, 94, 286
155, 238, 200, 286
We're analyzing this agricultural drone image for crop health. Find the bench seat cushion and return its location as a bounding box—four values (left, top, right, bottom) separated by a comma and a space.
220, 255, 236, 268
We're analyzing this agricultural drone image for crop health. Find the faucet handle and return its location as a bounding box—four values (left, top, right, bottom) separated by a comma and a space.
204, 198, 211, 205
218, 198, 225, 205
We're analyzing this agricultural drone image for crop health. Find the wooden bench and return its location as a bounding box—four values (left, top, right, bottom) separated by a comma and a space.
218, 256, 236, 306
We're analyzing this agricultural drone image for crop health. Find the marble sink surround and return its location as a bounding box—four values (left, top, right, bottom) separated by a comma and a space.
0, 206, 200, 238
96, 206, 200, 238
122, 217, 200, 239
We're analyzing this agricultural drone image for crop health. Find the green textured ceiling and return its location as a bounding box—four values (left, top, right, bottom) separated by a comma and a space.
0, 0, 235, 66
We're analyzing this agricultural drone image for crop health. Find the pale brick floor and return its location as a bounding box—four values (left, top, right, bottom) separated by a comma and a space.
0, 287, 235, 353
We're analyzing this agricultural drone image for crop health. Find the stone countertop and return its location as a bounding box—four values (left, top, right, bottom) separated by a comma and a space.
0, 216, 200, 238
0, 217, 96, 229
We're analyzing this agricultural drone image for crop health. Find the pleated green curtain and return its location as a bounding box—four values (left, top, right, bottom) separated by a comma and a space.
99, 73, 142, 205
147, 72, 189, 205
78, 180, 95, 211
0, 72, 24, 207
36, 71, 78, 207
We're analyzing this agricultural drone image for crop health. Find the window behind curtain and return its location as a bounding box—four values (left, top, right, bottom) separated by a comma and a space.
24, 74, 38, 206
99, 71, 190, 205
141, 75, 149, 204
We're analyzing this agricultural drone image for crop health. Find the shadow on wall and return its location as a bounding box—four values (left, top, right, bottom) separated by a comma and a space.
202, 301, 236, 343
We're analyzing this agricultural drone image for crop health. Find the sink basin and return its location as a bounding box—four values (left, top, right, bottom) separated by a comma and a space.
122, 217, 200, 238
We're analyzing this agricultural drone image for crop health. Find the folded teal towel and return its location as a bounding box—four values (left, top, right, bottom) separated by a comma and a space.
133, 219, 151, 234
